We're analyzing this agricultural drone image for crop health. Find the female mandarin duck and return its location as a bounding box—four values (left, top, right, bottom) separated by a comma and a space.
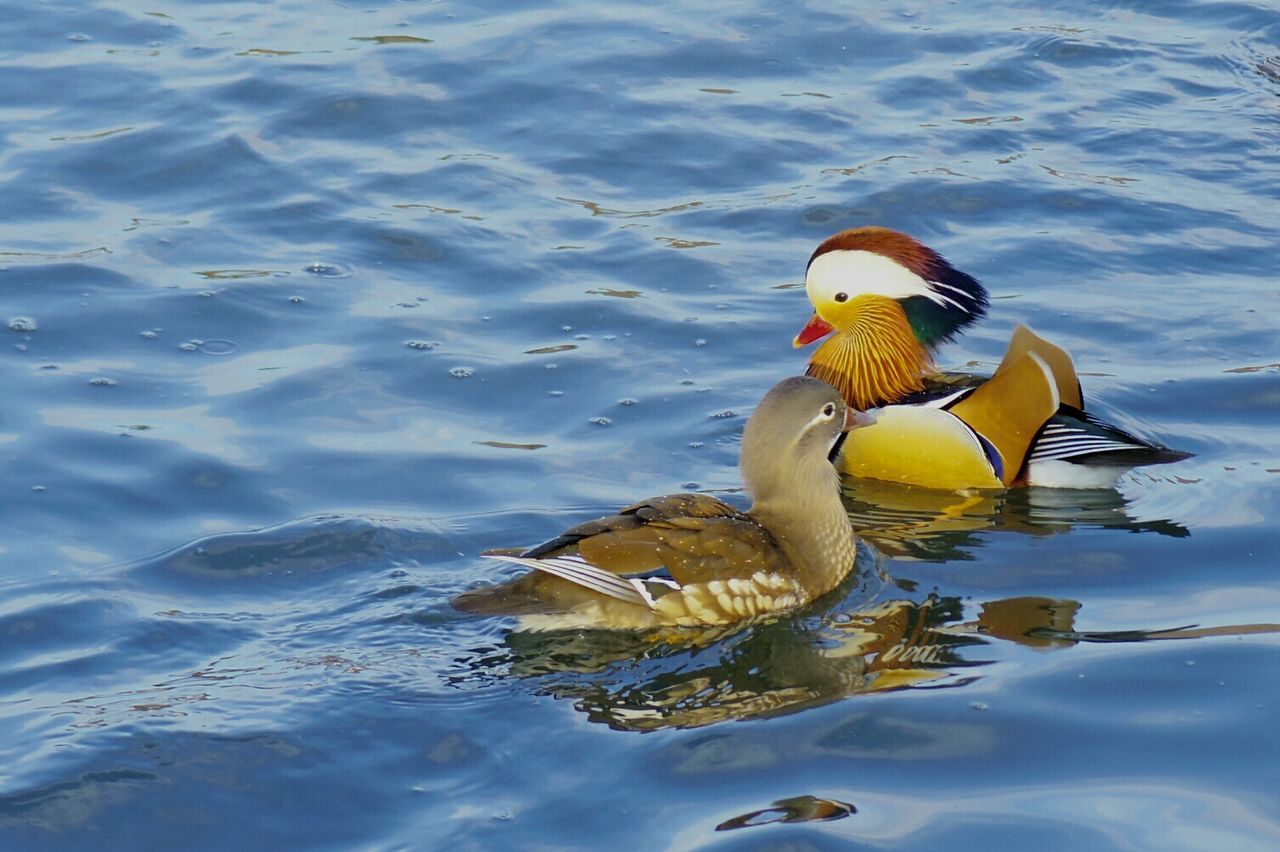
454, 376, 867, 631
794, 227, 1189, 489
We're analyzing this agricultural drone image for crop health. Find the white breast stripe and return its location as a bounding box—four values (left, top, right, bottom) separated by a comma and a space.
925, 388, 972, 409
480, 553, 652, 607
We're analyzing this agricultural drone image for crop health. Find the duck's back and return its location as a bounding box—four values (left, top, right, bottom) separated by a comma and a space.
452, 493, 791, 622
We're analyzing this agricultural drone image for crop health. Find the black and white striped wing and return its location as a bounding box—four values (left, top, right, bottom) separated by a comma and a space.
1029, 410, 1163, 465
479, 553, 679, 609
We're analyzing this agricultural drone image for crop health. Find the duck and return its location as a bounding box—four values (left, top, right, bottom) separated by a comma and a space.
793, 226, 1190, 489
453, 376, 867, 631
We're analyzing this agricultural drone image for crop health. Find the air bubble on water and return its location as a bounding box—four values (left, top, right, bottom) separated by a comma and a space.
68, 32, 91, 41
590, 417, 612, 426
688, 441, 703, 448
290, 296, 305, 304
140, 330, 159, 339
618, 398, 638, 406
695, 338, 707, 347
549, 390, 563, 397
199, 290, 215, 298
14, 344, 26, 352
89, 377, 117, 386
405, 340, 436, 351
602, 335, 616, 341
179, 341, 201, 352
574, 335, 589, 341
681, 482, 699, 489
970, 702, 988, 711
561, 325, 573, 332
449, 367, 474, 378
304, 262, 351, 278
8, 317, 36, 332
32, 485, 46, 492
696, 387, 712, 393
544, 363, 557, 370
680, 379, 695, 386
198, 339, 238, 355
711, 410, 737, 419
482, 316, 492, 322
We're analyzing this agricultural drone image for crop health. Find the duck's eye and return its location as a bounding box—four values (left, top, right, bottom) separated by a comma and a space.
833, 291, 849, 303
822, 402, 836, 418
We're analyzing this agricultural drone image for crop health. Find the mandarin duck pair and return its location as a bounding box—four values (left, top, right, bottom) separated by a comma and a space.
457, 228, 1188, 630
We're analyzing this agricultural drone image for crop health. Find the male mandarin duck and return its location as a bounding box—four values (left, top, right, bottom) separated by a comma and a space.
454, 376, 867, 631
793, 227, 1189, 489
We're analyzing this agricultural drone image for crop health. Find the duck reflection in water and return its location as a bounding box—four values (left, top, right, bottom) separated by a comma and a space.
841, 476, 1189, 562
451, 486, 1276, 733
457, 584, 1277, 733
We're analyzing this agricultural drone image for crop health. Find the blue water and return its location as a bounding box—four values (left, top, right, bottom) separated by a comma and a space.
3, 0, 1279, 848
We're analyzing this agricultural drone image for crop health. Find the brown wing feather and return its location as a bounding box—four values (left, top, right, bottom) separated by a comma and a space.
522, 493, 745, 557
523, 494, 785, 585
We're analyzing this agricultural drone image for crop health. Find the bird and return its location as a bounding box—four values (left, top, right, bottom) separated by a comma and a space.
453, 376, 867, 631
793, 226, 1190, 489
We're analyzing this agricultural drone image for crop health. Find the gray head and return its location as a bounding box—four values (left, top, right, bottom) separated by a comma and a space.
740, 376, 853, 508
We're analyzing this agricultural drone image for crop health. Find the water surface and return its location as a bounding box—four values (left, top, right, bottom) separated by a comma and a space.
2, 1, 1278, 849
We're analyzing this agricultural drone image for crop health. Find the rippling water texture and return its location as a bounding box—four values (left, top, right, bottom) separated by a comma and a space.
3, 1, 1279, 849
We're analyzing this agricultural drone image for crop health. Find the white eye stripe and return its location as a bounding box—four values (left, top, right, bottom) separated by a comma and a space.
807, 250, 935, 303
803, 402, 839, 432
808, 250, 967, 313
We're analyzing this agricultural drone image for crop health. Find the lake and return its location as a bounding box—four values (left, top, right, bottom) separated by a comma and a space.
2, 0, 1278, 849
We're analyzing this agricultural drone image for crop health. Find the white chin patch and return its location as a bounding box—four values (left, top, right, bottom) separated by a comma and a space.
807, 249, 934, 303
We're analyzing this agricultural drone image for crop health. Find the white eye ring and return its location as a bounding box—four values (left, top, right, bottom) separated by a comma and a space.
821, 402, 836, 418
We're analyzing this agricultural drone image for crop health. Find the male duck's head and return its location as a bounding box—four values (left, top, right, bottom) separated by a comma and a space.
792, 227, 990, 409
